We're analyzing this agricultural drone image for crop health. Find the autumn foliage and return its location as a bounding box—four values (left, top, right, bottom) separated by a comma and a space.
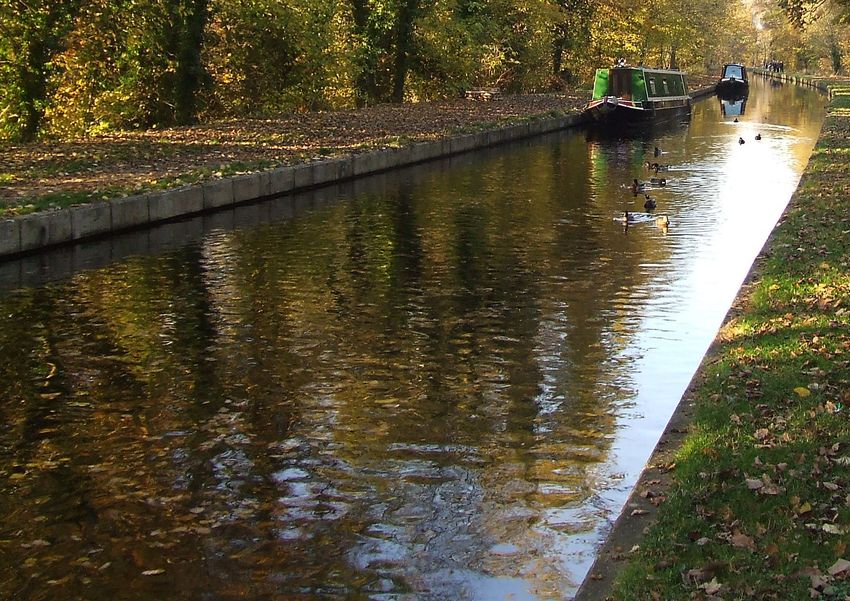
0, 0, 754, 142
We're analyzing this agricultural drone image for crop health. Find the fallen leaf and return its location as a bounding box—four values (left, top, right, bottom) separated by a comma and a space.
827, 558, 850, 576
141, 569, 166, 576
795, 387, 812, 397
765, 542, 780, 555
823, 524, 846, 535
702, 577, 722, 595
746, 478, 764, 490
731, 532, 756, 551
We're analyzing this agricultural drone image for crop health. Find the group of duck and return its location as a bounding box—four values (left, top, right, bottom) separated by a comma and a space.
733, 118, 763, 144
738, 133, 762, 144
619, 146, 670, 228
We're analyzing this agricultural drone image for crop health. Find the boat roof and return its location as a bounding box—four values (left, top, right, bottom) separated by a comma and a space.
610, 66, 687, 76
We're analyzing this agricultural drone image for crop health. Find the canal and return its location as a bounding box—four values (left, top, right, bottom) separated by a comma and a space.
0, 75, 826, 601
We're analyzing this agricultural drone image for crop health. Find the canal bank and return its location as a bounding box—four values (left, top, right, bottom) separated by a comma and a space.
0, 83, 716, 261
574, 73, 850, 600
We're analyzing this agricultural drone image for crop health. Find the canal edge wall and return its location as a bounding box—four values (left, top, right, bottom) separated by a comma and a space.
753, 67, 832, 93
572, 73, 836, 601
0, 112, 591, 260
0, 84, 717, 261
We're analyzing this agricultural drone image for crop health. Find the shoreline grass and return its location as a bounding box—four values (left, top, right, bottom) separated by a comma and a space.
608, 77, 850, 600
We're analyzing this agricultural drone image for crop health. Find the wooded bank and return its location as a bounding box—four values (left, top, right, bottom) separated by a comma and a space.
0, 0, 765, 143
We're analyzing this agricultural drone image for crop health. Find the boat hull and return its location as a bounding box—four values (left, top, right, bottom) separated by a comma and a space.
584, 96, 691, 125
716, 78, 748, 98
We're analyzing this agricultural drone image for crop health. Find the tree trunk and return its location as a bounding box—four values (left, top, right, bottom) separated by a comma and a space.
350, 0, 378, 106
552, 33, 565, 75
174, 0, 209, 125
830, 39, 842, 74
18, 45, 48, 142
391, 0, 419, 102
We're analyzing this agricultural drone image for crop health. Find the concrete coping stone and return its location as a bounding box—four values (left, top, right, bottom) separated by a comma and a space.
311, 160, 340, 186
71, 202, 111, 240
111, 193, 150, 231
269, 166, 295, 196
149, 186, 204, 222
19, 210, 72, 252
0, 219, 20, 256
292, 163, 315, 190
389, 146, 414, 168
202, 178, 235, 209
232, 173, 262, 203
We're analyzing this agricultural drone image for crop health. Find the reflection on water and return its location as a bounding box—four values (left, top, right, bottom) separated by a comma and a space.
719, 94, 748, 117
0, 76, 825, 600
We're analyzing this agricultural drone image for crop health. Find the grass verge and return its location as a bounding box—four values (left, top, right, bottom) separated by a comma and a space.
608, 77, 850, 600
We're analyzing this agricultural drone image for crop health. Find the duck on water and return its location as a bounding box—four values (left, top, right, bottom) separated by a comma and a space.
616, 211, 669, 226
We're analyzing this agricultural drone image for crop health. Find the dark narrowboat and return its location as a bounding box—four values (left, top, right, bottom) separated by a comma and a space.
583, 66, 691, 124
716, 63, 748, 97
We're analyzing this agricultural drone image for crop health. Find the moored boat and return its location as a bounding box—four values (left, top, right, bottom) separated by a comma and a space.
716, 63, 748, 97
583, 65, 691, 124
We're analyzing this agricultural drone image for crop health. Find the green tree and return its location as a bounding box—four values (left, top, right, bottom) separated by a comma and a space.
552, 0, 594, 84
0, 0, 80, 140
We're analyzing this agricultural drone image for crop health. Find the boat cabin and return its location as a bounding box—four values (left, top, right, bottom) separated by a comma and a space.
721, 63, 747, 82
585, 66, 690, 123
591, 67, 688, 104
716, 63, 748, 98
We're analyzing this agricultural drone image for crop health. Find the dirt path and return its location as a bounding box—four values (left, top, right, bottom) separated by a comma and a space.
1, 93, 587, 208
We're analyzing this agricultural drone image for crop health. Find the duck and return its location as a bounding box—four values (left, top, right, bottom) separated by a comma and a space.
643, 194, 657, 210
650, 177, 667, 186
632, 178, 648, 193
652, 163, 670, 172
618, 211, 641, 224
755, 133, 762, 140
654, 146, 661, 157
738, 137, 745, 145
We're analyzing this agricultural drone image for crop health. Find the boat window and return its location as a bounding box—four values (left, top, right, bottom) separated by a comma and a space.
724, 65, 743, 79
648, 78, 657, 95
662, 79, 669, 95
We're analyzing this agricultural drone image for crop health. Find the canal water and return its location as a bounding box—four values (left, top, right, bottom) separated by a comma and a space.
0, 75, 825, 601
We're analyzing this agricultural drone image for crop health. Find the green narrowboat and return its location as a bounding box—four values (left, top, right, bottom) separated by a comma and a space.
584, 66, 691, 123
